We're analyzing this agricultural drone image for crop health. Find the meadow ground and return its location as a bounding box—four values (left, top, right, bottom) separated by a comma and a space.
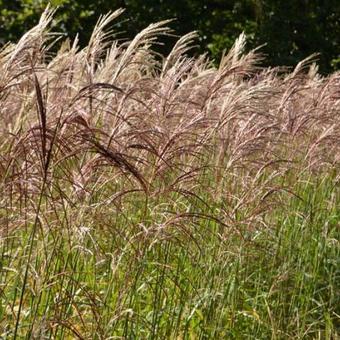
0, 8, 339, 339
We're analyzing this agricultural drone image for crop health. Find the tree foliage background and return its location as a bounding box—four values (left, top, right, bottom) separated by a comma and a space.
0, 0, 339, 73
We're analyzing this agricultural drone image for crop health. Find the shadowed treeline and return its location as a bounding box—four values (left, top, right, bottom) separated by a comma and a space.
0, 0, 339, 73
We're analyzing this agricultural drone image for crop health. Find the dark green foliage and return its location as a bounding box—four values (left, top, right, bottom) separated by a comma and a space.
255, 0, 340, 73
0, 1, 339, 71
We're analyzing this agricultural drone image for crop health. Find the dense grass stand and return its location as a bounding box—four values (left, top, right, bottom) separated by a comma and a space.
0, 8, 339, 339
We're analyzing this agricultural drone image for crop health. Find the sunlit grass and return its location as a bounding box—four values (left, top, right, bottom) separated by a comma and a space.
1, 173, 338, 338
0, 7, 339, 339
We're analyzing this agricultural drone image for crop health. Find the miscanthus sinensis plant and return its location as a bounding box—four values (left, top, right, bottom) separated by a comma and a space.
0, 7, 339, 339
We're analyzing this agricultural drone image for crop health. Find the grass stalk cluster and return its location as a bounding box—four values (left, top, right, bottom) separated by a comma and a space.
0, 7, 339, 339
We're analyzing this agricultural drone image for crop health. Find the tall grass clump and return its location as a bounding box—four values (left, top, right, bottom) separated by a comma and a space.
0, 7, 339, 339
